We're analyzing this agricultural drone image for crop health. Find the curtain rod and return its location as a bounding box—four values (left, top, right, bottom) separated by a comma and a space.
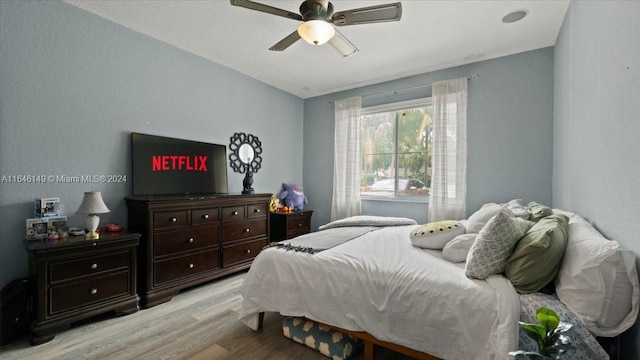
327, 74, 479, 104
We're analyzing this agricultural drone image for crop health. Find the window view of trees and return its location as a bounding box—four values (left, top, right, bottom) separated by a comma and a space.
360, 100, 433, 199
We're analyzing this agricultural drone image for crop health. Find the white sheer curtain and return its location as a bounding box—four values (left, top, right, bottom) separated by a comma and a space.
331, 96, 362, 221
429, 78, 468, 222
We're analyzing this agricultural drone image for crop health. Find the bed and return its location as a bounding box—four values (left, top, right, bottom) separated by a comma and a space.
239, 206, 639, 360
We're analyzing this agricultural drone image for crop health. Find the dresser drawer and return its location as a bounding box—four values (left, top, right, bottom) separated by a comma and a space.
154, 210, 188, 229
222, 238, 267, 267
192, 208, 218, 225
154, 250, 220, 285
50, 251, 129, 283
50, 271, 130, 314
154, 226, 218, 257
247, 203, 268, 219
221, 206, 245, 222
221, 218, 267, 243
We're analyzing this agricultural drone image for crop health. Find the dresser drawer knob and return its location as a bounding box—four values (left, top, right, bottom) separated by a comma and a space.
298, 223, 303, 227
245, 249, 251, 254
245, 228, 250, 233
170, 217, 177, 223
203, 214, 209, 219
232, 211, 238, 216
254, 209, 261, 213
91, 263, 98, 270
90, 288, 98, 295
189, 238, 194, 243
189, 263, 194, 269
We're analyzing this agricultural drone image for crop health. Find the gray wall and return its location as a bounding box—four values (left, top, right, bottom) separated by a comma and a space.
304, 48, 555, 230
0, 1, 304, 288
553, 0, 640, 356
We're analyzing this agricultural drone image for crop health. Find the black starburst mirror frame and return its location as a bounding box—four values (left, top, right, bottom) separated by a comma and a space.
229, 132, 262, 194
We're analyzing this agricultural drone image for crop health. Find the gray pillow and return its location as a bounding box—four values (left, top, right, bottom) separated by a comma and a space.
527, 201, 553, 222
465, 209, 532, 279
505, 214, 569, 293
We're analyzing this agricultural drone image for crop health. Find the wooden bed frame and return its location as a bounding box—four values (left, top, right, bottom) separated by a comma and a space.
257, 312, 442, 360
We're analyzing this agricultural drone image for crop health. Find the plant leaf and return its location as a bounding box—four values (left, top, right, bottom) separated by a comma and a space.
520, 323, 546, 342
554, 321, 573, 333
536, 307, 560, 332
508, 350, 546, 359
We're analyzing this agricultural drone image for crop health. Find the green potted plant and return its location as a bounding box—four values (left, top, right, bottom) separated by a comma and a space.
510, 307, 575, 359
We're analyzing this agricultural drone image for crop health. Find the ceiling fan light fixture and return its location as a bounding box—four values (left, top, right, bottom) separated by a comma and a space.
502, 9, 528, 23
297, 20, 335, 45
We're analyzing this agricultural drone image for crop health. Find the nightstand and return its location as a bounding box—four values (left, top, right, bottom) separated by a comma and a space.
269, 210, 313, 241
23, 231, 140, 345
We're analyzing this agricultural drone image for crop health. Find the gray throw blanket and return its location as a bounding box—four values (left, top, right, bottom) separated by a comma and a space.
274, 226, 380, 254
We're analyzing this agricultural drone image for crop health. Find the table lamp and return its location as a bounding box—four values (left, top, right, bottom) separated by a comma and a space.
76, 191, 110, 240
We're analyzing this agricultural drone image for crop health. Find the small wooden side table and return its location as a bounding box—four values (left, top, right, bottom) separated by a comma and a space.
269, 210, 313, 242
23, 231, 140, 345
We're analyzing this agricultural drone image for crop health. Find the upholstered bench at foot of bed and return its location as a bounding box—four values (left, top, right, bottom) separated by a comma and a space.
282, 316, 363, 360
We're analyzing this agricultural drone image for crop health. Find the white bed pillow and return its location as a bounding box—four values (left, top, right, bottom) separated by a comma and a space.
506, 199, 531, 219
465, 209, 531, 279
464, 203, 504, 234
442, 234, 477, 263
554, 210, 640, 337
409, 221, 465, 249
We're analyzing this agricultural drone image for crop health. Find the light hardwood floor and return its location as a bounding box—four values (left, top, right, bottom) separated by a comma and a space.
0, 272, 412, 360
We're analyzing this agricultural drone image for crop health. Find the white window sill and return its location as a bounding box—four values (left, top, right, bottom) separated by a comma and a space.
361, 196, 429, 204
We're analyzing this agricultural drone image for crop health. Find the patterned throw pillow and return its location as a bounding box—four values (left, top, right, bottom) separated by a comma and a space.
282, 317, 362, 360
465, 209, 532, 279
409, 221, 465, 249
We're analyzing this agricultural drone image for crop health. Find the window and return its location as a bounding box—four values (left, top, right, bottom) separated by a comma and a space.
360, 98, 433, 201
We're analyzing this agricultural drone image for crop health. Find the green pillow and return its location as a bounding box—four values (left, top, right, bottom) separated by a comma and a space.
527, 201, 553, 222
505, 214, 569, 294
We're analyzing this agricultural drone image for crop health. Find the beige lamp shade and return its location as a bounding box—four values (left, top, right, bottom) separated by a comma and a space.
297, 20, 335, 45
76, 191, 110, 215
76, 191, 110, 240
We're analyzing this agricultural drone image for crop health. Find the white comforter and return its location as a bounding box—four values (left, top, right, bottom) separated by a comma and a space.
239, 225, 520, 360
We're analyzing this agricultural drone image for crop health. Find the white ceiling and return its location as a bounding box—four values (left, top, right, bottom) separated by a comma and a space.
64, 0, 570, 99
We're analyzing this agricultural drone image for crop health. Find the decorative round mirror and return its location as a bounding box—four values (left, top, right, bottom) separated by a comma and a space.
229, 133, 262, 194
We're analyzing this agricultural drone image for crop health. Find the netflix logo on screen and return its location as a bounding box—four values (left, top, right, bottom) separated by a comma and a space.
131, 133, 228, 196
152, 155, 208, 172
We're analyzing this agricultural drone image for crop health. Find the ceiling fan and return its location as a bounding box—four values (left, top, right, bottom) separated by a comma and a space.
229, 0, 402, 57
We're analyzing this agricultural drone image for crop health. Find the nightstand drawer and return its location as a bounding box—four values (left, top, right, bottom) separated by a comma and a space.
222, 206, 246, 221
154, 210, 188, 229
221, 218, 267, 243
192, 208, 219, 225
154, 250, 220, 285
247, 203, 268, 219
286, 215, 311, 233
50, 251, 129, 283
270, 210, 313, 241
154, 226, 218, 257
222, 238, 266, 267
50, 271, 130, 314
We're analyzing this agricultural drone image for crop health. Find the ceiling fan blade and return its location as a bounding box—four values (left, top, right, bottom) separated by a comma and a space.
230, 0, 303, 21
269, 30, 302, 51
332, 2, 402, 26
329, 29, 358, 57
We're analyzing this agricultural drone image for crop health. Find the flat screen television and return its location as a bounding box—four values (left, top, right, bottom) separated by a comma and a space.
131, 133, 228, 196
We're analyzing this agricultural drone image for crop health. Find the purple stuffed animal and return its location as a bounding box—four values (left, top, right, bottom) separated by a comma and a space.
278, 183, 308, 210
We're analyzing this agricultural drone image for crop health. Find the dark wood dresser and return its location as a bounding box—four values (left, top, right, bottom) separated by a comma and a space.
23, 231, 140, 345
269, 210, 313, 241
125, 193, 270, 308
